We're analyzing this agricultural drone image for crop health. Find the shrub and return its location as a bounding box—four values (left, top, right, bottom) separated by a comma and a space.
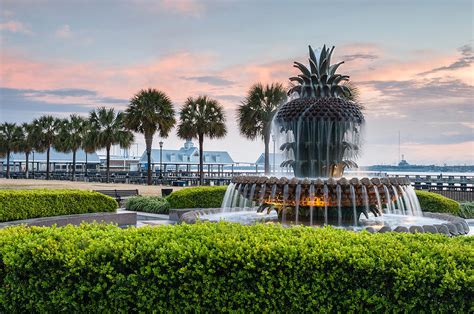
415, 190, 462, 216
460, 202, 474, 219
0, 189, 117, 222
125, 196, 170, 214
166, 186, 227, 209
0, 223, 472, 312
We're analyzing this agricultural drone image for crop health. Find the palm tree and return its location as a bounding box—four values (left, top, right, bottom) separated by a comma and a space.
88, 107, 134, 183
18, 123, 35, 179
0, 123, 22, 179
31, 116, 62, 180
237, 83, 287, 175
125, 88, 176, 185
177, 96, 227, 186
81, 119, 95, 178
56, 115, 87, 181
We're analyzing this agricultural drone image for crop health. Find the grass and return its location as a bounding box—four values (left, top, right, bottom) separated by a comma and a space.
0, 178, 184, 196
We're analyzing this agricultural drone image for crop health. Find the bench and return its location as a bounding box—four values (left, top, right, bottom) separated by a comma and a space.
94, 189, 139, 203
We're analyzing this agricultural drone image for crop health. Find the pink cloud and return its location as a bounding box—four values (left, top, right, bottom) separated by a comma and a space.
161, 0, 204, 17
130, 0, 205, 17
0, 20, 32, 34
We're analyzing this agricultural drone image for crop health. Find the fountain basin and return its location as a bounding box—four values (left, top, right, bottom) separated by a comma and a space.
180, 208, 470, 235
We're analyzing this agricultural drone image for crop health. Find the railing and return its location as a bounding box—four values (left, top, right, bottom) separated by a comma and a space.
1, 170, 474, 197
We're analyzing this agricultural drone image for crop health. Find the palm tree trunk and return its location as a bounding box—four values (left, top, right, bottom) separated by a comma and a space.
6, 149, 10, 179
106, 145, 110, 183
72, 150, 76, 181
145, 133, 153, 186
25, 152, 29, 179
199, 134, 204, 186
85, 153, 88, 177
264, 133, 271, 175
46, 146, 51, 180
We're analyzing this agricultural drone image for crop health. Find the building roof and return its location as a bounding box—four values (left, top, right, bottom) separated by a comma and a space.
139, 140, 234, 165
255, 153, 286, 165
1, 149, 100, 163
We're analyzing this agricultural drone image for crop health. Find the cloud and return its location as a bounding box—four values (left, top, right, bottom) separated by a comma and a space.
0, 87, 128, 122
215, 95, 243, 102
130, 0, 205, 17
360, 78, 472, 100
0, 20, 32, 35
32, 88, 97, 97
340, 53, 378, 62
55, 24, 73, 39
418, 44, 473, 75
0, 87, 94, 122
161, 0, 204, 16
181, 75, 234, 86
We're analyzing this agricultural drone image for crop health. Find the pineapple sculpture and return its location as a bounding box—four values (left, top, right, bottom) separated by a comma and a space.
276, 45, 364, 178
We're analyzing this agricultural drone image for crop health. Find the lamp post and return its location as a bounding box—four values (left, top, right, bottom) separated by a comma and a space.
272, 134, 276, 174
159, 141, 163, 179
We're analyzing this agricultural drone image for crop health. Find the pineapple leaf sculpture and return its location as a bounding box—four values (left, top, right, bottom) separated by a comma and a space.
275, 45, 364, 178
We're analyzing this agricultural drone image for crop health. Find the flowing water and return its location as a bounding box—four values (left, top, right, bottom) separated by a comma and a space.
218, 177, 424, 227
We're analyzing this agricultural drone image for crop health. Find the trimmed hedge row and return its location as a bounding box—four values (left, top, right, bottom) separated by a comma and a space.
0, 189, 117, 222
415, 190, 462, 216
125, 196, 170, 214
166, 186, 227, 209
0, 223, 472, 312
460, 202, 474, 219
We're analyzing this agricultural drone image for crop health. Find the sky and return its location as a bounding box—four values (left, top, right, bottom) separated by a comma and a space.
0, 0, 473, 166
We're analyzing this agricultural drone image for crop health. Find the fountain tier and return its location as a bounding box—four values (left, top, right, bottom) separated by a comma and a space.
224, 175, 421, 226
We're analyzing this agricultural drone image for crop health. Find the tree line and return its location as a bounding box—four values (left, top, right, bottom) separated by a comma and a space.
0, 84, 287, 185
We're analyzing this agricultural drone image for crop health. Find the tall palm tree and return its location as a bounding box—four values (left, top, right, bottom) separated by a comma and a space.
18, 123, 35, 179
177, 96, 226, 186
56, 115, 87, 181
237, 83, 287, 175
81, 119, 95, 177
0, 123, 22, 178
31, 116, 62, 180
125, 88, 176, 185
88, 107, 134, 183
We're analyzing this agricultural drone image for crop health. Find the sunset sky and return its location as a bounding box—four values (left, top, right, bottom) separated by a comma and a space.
1, 0, 473, 165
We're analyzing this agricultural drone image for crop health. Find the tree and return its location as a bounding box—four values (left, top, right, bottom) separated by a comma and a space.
56, 115, 87, 181
237, 83, 287, 175
88, 107, 134, 183
81, 119, 95, 177
31, 116, 62, 180
0, 123, 22, 179
125, 88, 176, 185
18, 123, 35, 179
177, 96, 226, 186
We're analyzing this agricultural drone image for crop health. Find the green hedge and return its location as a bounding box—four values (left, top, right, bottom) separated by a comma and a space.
166, 186, 227, 209
415, 190, 462, 216
0, 189, 117, 222
125, 196, 170, 214
460, 202, 474, 219
0, 223, 472, 312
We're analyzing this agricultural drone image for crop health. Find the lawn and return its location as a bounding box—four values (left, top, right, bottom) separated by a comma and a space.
0, 179, 185, 196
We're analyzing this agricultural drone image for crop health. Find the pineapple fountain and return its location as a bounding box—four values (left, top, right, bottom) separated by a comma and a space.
181, 45, 470, 235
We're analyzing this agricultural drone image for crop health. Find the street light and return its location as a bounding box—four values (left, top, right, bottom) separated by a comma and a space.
159, 141, 164, 179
